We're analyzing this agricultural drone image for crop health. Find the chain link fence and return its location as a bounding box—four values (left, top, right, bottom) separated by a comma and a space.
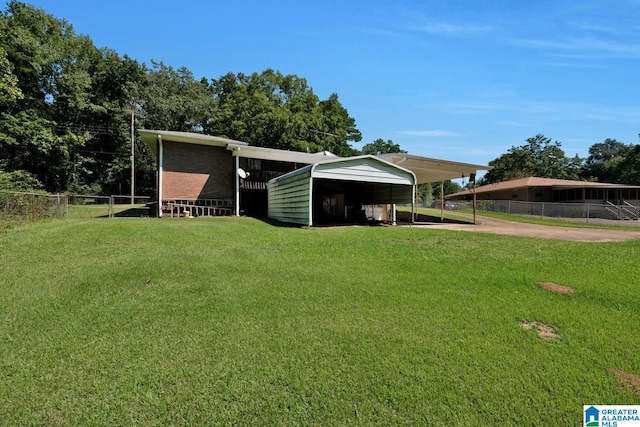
432, 199, 640, 222
66, 195, 114, 219
0, 192, 68, 226
1, 192, 152, 226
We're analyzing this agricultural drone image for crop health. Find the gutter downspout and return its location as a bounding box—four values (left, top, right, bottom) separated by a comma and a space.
235, 148, 240, 217
157, 134, 163, 218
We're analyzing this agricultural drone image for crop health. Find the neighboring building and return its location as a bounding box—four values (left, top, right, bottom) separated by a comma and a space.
138, 129, 489, 225
448, 177, 640, 205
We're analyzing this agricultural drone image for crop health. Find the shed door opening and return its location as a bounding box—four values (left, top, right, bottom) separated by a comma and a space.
312, 179, 396, 225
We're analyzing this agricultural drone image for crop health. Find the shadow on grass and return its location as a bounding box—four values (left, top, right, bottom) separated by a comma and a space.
254, 210, 473, 228
396, 211, 472, 225
253, 216, 387, 228
98, 206, 152, 218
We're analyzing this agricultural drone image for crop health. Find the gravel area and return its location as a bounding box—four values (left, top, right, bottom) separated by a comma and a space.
406, 215, 640, 242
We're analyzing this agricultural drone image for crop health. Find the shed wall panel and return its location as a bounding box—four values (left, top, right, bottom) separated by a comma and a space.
370, 184, 413, 204
268, 170, 312, 225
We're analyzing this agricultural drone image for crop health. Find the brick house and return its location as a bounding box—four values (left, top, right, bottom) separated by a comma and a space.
139, 129, 489, 223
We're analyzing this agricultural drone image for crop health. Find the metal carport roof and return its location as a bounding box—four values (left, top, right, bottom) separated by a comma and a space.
376, 153, 490, 184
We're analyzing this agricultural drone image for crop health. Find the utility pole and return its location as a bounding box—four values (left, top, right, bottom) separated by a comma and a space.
130, 106, 135, 205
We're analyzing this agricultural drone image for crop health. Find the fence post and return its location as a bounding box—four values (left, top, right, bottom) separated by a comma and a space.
586, 204, 590, 223
541, 202, 544, 218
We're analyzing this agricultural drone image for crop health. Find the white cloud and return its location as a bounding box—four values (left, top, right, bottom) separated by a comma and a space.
510, 36, 640, 59
407, 21, 493, 37
447, 99, 640, 125
570, 22, 624, 36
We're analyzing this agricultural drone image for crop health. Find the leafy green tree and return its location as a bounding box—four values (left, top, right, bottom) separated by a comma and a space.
480, 134, 582, 185
432, 180, 462, 199
209, 70, 361, 154
0, 112, 86, 191
615, 142, 640, 185
0, 169, 42, 191
0, 46, 22, 101
361, 138, 406, 155
0, 3, 363, 195
140, 60, 216, 132
83, 52, 148, 195
581, 138, 640, 184
210, 70, 311, 150
1, 2, 150, 194
417, 182, 433, 204
313, 93, 362, 156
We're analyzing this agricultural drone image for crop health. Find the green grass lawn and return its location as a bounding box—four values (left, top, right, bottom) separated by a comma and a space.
1, 218, 638, 425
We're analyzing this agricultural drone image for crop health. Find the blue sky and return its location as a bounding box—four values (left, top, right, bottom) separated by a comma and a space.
25, 0, 640, 168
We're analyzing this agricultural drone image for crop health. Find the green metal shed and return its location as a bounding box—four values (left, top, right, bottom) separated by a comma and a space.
267, 155, 416, 226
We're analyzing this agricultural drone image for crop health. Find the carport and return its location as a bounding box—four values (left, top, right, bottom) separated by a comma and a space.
376, 153, 488, 184
267, 156, 416, 226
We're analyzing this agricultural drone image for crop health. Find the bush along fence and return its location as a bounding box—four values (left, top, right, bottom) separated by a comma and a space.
432, 199, 640, 222
1, 192, 151, 225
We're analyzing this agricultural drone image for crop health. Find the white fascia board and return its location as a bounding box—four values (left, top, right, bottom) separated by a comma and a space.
138, 130, 249, 157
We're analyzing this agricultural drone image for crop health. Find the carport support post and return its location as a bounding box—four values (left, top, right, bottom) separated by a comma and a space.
440, 181, 444, 222
473, 182, 477, 224
411, 184, 416, 224
157, 134, 163, 218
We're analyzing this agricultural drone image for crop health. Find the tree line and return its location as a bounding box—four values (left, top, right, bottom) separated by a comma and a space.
0, 2, 365, 195
479, 134, 640, 186
1, 1, 639, 199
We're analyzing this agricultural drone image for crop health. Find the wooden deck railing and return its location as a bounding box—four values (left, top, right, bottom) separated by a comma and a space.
163, 199, 234, 217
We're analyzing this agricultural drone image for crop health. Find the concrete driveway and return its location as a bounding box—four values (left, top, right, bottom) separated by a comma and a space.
408, 215, 640, 242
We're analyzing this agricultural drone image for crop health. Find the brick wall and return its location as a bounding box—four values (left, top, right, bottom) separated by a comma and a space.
162, 141, 234, 200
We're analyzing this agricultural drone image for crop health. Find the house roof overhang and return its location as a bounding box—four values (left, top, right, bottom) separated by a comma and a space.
226, 143, 339, 164
138, 129, 249, 157
137, 129, 490, 185
448, 177, 640, 198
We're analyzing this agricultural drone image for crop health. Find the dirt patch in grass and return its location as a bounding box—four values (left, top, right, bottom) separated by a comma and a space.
519, 320, 560, 340
537, 282, 575, 296
608, 368, 640, 396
